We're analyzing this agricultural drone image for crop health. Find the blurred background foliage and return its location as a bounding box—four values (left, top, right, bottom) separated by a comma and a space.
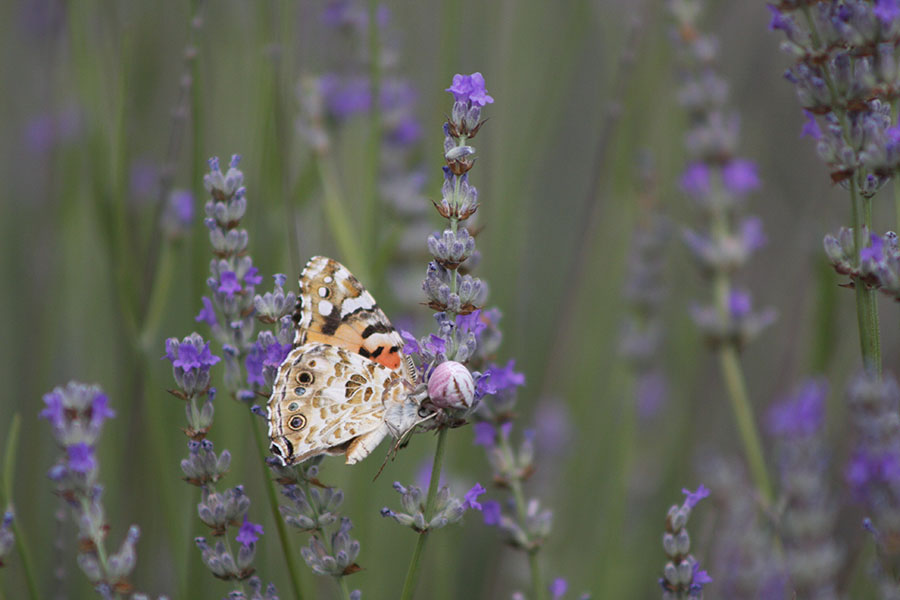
1, 0, 896, 598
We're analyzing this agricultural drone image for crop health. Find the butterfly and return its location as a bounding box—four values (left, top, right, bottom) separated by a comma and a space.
267, 256, 421, 466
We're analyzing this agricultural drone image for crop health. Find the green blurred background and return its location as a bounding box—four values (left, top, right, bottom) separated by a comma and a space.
1, 0, 895, 598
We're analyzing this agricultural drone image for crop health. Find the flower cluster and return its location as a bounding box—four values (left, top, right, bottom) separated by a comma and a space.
269, 457, 361, 591
660, 485, 713, 599
766, 380, 842, 599
825, 226, 900, 299
669, 0, 775, 348
39, 382, 143, 595
703, 458, 785, 598
196, 155, 280, 393
768, 2, 900, 191
845, 369, 900, 589
381, 480, 485, 533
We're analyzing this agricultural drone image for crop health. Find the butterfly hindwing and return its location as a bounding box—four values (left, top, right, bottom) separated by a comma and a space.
293, 256, 416, 383
267, 343, 408, 465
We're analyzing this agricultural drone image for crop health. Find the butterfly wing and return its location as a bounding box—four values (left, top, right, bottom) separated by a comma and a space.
292, 256, 417, 383
267, 343, 406, 465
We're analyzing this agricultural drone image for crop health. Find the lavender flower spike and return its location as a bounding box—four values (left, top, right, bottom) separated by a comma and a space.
668, 0, 774, 505
660, 485, 712, 599
40, 382, 145, 594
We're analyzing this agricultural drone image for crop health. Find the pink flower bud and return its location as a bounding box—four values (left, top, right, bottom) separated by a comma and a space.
427, 361, 475, 409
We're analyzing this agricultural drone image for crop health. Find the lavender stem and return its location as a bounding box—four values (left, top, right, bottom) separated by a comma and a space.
719, 346, 773, 505
246, 412, 306, 600
399, 428, 448, 600
851, 179, 882, 375
2, 416, 38, 600
799, 4, 883, 375
315, 155, 369, 281
363, 0, 383, 273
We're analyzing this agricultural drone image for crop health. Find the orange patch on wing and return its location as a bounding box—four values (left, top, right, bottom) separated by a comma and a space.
375, 351, 401, 370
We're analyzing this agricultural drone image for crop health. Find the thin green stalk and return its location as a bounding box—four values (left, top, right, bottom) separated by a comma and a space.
10, 522, 39, 600
315, 155, 369, 281
138, 241, 176, 352
501, 435, 544, 600
246, 412, 306, 600
0, 416, 38, 600
718, 346, 773, 504
364, 0, 383, 281
336, 575, 351, 600
399, 428, 449, 600
850, 182, 882, 375
707, 186, 773, 506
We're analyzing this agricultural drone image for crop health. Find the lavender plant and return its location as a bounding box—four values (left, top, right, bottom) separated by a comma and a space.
165, 335, 274, 596
377, 72, 496, 600
703, 457, 784, 598
659, 486, 712, 599
171, 155, 304, 598
668, 0, 776, 504
767, 1, 900, 374
266, 456, 361, 599
846, 370, 900, 594
39, 382, 159, 599
766, 379, 842, 598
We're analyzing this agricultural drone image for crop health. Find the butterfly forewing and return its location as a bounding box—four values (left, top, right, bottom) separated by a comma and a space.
292, 256, 417, 383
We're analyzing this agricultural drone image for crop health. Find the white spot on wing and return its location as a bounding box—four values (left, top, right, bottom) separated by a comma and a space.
318, 300, 334, 316
318, 287, 328, 297
340, 293, 377, 317
323, 276, 333, 283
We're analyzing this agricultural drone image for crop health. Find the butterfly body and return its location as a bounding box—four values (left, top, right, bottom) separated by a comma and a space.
267, 256, 420, 465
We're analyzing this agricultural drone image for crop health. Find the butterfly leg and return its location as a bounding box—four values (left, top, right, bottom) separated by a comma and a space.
345, 425, 389, 464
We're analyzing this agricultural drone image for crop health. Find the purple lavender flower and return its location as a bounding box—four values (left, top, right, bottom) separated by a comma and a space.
766, 379, 827, 437
462, 483, 486, 511
482, 500, 502, 526
66, 443, 96, 474
721, 158, 759, 195
549, 578, 568, 599
679, 163, 710, 198
767, 379, 842, 597
473, 422, 496, 447
236, 516, 264, 547
445, 72, 494, 106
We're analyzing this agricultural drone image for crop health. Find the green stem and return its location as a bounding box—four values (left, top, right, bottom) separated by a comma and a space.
501, 435, 543, 600
364, 0, 382, 280
336, 575, 352, 600
850, 182, 882, 375
707, 184, 772, 506
11, 522, 39, 600
246, 412, 306, 600
399, 428, 448, 600
0, 416, 38, 600
315, 155, 369, 281
718, 346, 773, 505
528, 551, 542, 600
138, 240, 176, 352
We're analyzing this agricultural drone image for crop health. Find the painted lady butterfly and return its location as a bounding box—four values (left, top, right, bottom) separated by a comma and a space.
267, 256, 421, 465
